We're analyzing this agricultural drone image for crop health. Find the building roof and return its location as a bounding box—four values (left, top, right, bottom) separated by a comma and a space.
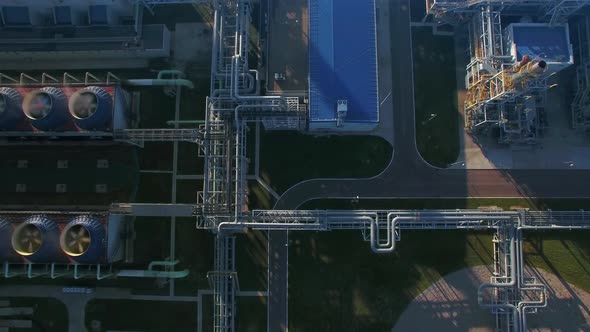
510, 24, 571, 63
1, 6, 31, 26
308, 0, 378, 123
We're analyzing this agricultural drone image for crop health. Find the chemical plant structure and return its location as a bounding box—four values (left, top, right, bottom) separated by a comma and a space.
198, 0, 590, 331
0, 68, 199, 279
1, 1, 590, 332
427, 0, 589, 145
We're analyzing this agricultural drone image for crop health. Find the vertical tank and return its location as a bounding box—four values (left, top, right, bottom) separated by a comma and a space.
11, 215, 61, 263
60, 215, 106, 263
0, 87, 24, 130
0, 217, 12, 261
22, 87, 69, 131
68, 86, 113, 131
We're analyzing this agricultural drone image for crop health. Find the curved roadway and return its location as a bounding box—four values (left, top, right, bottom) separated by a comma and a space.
268, 1, 590, 331
274, 1, 590, 211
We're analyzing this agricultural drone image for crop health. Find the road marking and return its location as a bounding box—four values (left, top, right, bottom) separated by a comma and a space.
380, 91, 392, 105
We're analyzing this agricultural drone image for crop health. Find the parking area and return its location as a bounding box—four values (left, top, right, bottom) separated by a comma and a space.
265, 0, 308, 93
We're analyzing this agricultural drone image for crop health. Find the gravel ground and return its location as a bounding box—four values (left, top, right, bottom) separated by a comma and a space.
393, 265, 590, 332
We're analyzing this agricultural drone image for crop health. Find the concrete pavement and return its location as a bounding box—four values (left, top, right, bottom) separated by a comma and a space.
267, 0, 590, 331
268, 1, 407, 331
275, 0, 590, 210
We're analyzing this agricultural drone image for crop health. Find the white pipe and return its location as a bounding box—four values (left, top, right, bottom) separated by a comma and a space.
123, 79, 195, 89
232, 57, 280, 101
478, 225, 520, 331
374, 213, 516, 254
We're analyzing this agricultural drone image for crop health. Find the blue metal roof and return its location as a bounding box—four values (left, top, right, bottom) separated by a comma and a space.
2, 6, 31, 26
309, 0, 378, 123
54, 6, 72, 25
89, 5, 108, 25
512, 25, 570, 63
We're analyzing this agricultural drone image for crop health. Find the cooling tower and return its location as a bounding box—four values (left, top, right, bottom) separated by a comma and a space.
11, 215, 60, 263
68, 86, 112, 131
0, 217, 11, 261
0, 87, 24, 130
22, 87, 69, 131
60, 215, 106, 263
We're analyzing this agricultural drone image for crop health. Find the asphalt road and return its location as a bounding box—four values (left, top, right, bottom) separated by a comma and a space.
274, 1, 590, 211
268, 0, 590, 331
267, 230, 288, 332
269, 1, 415, 331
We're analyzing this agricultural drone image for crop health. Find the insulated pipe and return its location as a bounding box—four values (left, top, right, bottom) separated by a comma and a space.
509, 60, 547, 86
232, 56, 279, 101
122, 79, 195, 89
375, 212, 517, 254
217, 222, 326, 232
478, 225, 520, 331
371, 215, 403, 253
234, 104, 282, 125
157, 70, 185, 79
219, 213, 378, 232
477, 226, 545, 332
211, 73, 255, 97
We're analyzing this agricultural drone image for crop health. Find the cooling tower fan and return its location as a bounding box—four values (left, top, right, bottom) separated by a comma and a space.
17, 224, 43, 255
63, 225, 91, 255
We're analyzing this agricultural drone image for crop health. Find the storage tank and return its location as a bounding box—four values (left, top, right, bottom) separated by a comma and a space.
60, 215, 106, 263
68, 86, 113, 131
22, 87, 69, 131
0, 87, 24, 130
0, 217, 12, 260
11, 215, 61, 263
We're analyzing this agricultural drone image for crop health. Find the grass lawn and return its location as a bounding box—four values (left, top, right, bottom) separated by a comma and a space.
132, 217, 170, 267
260, 131, 392, 194
248, 180, 274, 209
135, 173, 172, 203
180, 62, 211, 122
85, 299, 197, 331
0, 297, 68, 332
236, 295, 267, 332
288, 230, 493, 332
174, 218, 214, 296
236, 230, 268, 290
289, 198, 590, 331
201, 294, 213, 332
412, 27, 460, 167
139, 142, 173, 171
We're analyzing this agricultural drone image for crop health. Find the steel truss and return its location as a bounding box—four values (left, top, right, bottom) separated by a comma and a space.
429, 0, 588, 143
208, 235, 239, 331
428, 0, 588, 25
197, 0, 590, 331
216, 208, 589, 332
0, 71, 121, 87
571, 16, 590, 130
114, 127, 220, 147
199, 0, 306, 330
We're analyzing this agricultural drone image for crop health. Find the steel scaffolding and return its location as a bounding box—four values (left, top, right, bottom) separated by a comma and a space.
428, 0, 587, 25
430, 0, 585, 144
192, 0, 590, 331
199, 0, 306, 329
208, 235, 239, 331
114, 128, 209, 146
571, 16, 590, 130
